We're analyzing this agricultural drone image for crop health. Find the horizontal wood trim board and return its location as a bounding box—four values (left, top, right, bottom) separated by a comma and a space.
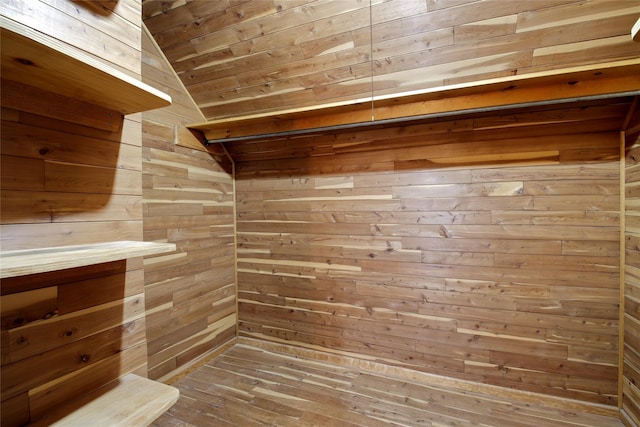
633, 17, 640, 42
190, 60, 640, 143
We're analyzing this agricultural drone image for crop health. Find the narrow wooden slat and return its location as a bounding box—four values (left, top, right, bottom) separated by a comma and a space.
29, 373, 178, 427
153, 343, 624, 427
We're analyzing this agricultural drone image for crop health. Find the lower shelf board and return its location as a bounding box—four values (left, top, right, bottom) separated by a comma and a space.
29, 374, 179, 427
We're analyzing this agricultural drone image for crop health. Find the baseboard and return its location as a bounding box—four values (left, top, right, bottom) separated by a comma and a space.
238, 336, 621, 420
157, 337, 238, 385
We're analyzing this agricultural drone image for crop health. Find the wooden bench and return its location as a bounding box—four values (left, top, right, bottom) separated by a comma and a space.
29, 374, 179, 426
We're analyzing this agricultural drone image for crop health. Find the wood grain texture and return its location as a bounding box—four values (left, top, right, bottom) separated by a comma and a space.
29, 373, 178, 427
0, 259, 151, 426
189, 60, 640, 142
2, 0, 142, 76
0, 241, 175, 279
233, 101, 626, 405
623, 103, 640, 425
141, 25, 237, 382
0, 100, 144, 251
152, 342, 624, 427
143, 0, 640, 120
0, 2, 156, 426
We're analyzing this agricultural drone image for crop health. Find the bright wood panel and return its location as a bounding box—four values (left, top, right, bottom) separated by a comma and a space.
141, 25, 237, 382
0, 17, 170, 115
0, 241, 175, 279
233, 100, 626, 405
29, 373, 178, 427
2, 0, 141, 75
152, 342, 624, 427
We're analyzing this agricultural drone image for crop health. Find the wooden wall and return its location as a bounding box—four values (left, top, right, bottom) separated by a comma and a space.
1, 3, 635, 425
623, 106, 640, 425
140, 28, 237, 381
232, 99, 630, 405
144, 0, 640, 120
0, 1, 148, 425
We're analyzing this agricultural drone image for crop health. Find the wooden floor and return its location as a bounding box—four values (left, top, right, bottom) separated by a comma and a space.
152, 342, 624, 427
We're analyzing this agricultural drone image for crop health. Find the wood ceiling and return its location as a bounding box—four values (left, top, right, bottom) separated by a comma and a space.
142, 0, 640, 123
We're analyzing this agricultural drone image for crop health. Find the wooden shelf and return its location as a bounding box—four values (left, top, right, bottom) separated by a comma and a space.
0, 241, 176, 279
0, 16, 171, 115
29, 373, 179, 427
189, 59, 640, 143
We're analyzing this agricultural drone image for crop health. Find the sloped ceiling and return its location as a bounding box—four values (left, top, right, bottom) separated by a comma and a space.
142, 0, 640, 122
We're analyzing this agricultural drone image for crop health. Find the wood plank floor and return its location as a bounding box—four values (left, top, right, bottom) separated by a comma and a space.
152, 342, 624, 427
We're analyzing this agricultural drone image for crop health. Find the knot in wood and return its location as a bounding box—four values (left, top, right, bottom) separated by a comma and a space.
15, 57, 34, 66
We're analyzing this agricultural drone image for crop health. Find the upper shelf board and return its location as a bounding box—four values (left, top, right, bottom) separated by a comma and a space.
189, 59, 640, 143
0, 16, 171, 115
0, 241, 176, 279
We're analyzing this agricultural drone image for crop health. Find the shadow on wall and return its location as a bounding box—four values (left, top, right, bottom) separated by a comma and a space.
0, 260, 133, 426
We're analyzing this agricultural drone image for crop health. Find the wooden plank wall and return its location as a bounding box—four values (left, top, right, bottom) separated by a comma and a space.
140, 28, 237, 381
623, 107, 640, 426
0, 1, 149, 425
143, 0, 640, 120
232, 100, 629, 405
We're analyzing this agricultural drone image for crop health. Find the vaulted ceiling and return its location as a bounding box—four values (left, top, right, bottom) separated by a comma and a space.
142, 0, 640, 122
